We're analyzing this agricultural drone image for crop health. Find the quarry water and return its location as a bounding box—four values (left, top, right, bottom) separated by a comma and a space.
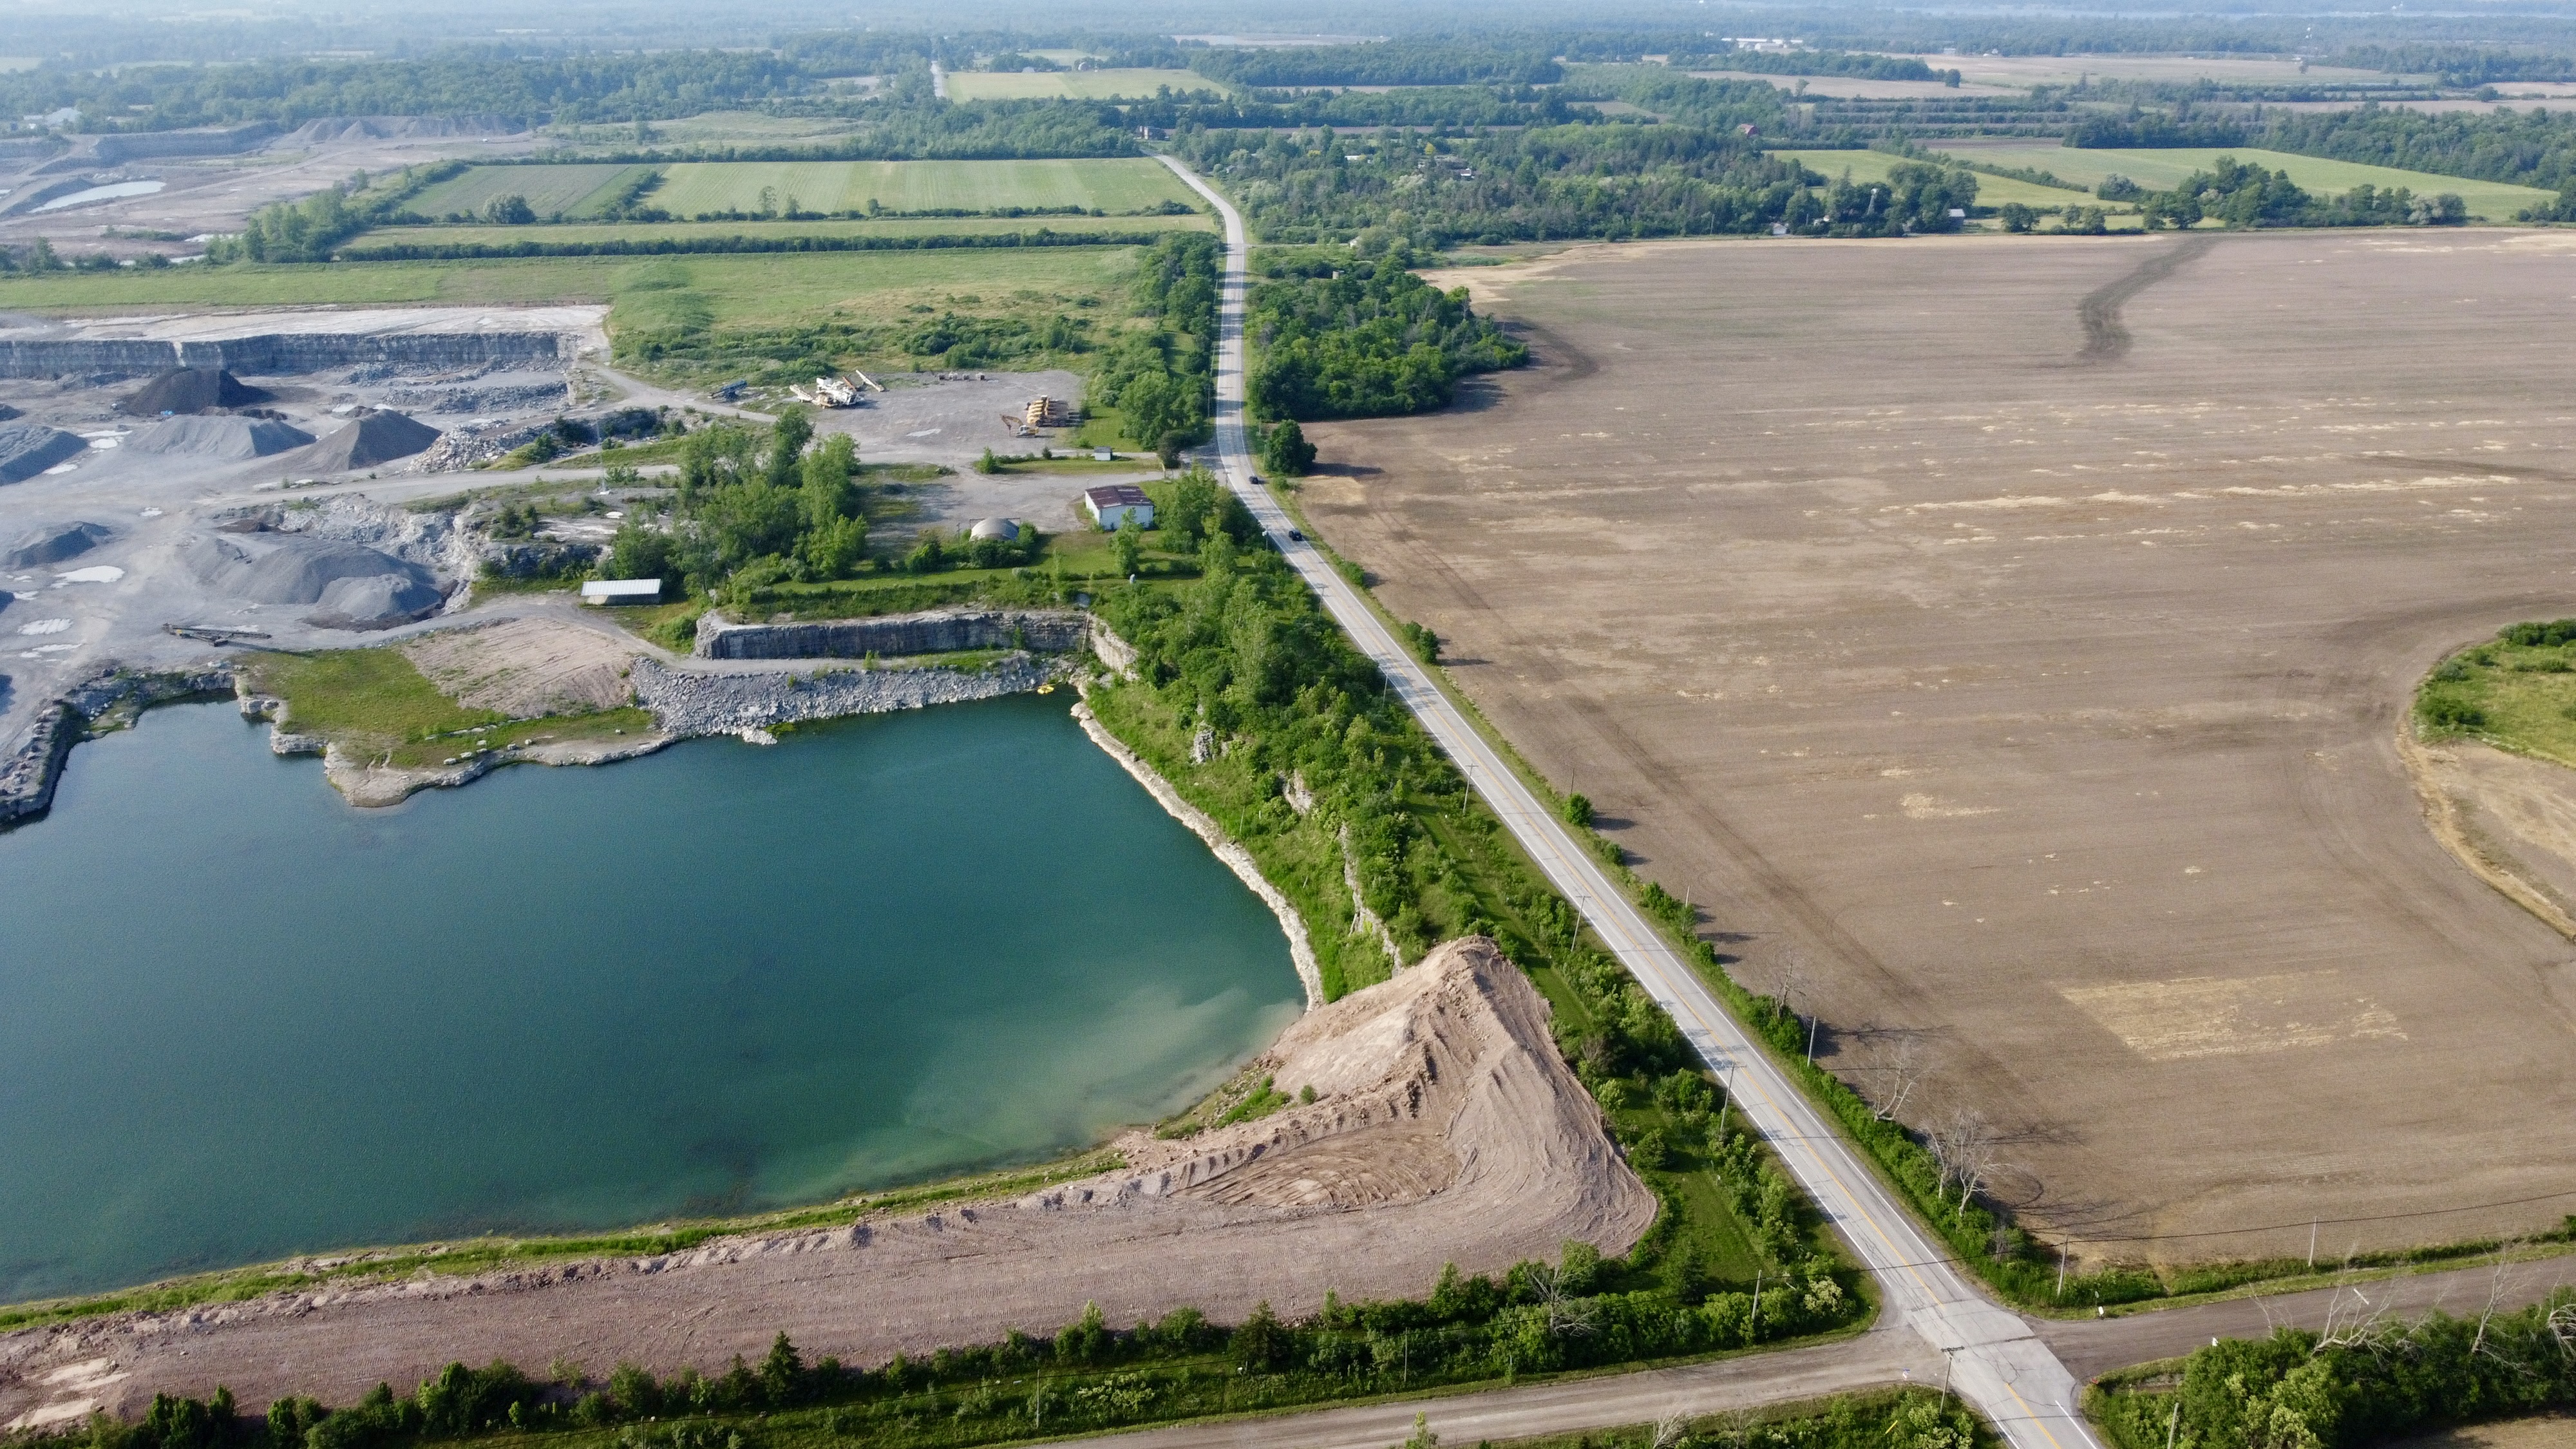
0, 696, 1305, 1302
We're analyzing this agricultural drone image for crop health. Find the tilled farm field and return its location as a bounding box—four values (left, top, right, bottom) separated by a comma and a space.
1300, 229, 2576, 1262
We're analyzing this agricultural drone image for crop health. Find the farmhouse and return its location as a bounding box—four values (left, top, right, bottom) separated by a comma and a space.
1083, 484, 1153, 531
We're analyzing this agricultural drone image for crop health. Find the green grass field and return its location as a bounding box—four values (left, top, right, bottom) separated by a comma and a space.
1768, 149, 2078, 208
2418, 626, 2576, 765
1931, 142, 2557, 219
943, 68, 1223, 101
0, 247, 1146, 329
408, 164, 649, 220
345, 213, 1212, 254
650, 158, 1199, 217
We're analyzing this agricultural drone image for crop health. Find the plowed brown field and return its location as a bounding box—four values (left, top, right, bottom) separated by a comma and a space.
1297, 230, 2576, 1263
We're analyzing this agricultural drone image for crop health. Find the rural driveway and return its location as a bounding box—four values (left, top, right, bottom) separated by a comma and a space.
1157, 155, 2106, 1449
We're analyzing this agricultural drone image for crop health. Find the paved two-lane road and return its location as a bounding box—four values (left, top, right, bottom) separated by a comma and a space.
1153, 154, 2107, 1449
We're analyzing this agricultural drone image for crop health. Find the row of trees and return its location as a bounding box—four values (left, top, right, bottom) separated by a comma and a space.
2132, 156, 2467, 227
2095, 1291, 2576, 1449
1086, 232, 1221, 458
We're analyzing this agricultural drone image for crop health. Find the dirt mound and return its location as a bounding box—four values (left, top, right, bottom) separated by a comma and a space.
276, 115, 527, 146
402, 617, 637, 717
126, 415, 315, 459
3, 521, 111, 568
297, 411, 440, 471
0, 940, 1651, 1419
118, 367, 270, 417
0, 424, 86, 483
1110, 938, 1640, 1220
181, 531, 445, 629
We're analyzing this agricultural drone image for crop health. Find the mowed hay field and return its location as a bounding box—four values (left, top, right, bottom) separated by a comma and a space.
649, 158, 1200, 216
1934, 141, 2558, 219
1298, 230, 2576, 1259
943, 68, 1222, 100
407, 163, 649, 218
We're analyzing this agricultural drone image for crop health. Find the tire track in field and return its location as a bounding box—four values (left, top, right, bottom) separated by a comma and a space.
2078, 234, 2220, 363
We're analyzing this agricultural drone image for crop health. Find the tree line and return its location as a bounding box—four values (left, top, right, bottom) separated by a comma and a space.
2094, 1291, 2576, 1449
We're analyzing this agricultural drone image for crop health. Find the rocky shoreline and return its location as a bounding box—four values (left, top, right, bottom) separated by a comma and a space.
0, 663, 238, 829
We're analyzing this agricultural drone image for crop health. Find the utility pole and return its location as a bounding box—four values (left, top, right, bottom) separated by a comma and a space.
2057, 1240, 2069, 1298
1940, 1345, 1960, 1402
2309, 1220, 2318, 1269
1806, 1013, 1819, 1065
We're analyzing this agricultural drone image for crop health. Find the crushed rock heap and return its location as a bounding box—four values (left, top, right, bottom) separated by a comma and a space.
0, 939, 1653, 1418
126, 415, 314, 460
3, 520, 112, 568
296, 410, 440, 471
117, 367, 271, 417
0, 424, 86, 483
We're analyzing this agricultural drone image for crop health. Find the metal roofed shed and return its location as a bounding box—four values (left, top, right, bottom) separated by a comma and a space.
1083, 484, 1153, 531
580, 578, 663, 605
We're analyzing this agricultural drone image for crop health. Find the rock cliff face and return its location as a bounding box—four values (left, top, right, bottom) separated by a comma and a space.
0, 664, 234, 829
632, 654, 1068, 736
0, 332, 571, 380
692, 608, 1090, 661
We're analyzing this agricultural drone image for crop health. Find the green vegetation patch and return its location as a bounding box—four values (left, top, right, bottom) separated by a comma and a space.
2414, 620, 2576, 754
408, 164, 651, 221
945, 68, 1226, 102
1772, 149, 2076, 208
649, 159, 1199, 218
1482, 1389, 1992, 1449
1939, 144, 2552, 219
240, 648, 650, 771
2090, 1291, 2576, 1449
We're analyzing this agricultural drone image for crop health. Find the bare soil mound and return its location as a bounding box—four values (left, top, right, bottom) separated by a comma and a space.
0, 424, 85, 483
3, 521, 111, 569
402, 617, 638, 717
181, 531, 445, 629
117, 367, 270, 417
296, 412, 440, 471
0, 939, 1651, 1422
126, 415, 315, 459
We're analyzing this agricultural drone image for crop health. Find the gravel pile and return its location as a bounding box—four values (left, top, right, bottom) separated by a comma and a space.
0, 424, 86, 482
296, 410, 440, 470
118, 366, 270, 416
126, 415, 316, 459
182, 529, 446, 629
3, 520, 111, 567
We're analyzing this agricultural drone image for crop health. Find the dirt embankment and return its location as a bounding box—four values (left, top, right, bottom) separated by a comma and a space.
0, 938, 1652, 1426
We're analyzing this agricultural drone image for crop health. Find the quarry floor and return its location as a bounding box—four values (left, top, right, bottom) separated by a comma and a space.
1298, 228, 2576, 1261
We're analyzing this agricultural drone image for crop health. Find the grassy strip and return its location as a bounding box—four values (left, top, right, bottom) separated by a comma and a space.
339, 227, 1192, 263
1475, 1387, 1994, 1449
0, 1151, 1122, 1334
238, 649, 652, 770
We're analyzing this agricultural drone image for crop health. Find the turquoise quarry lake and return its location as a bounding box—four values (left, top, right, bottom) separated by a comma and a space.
0, 696, 1303, 1303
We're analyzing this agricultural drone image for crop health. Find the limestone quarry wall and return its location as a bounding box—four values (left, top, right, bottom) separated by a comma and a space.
0, 331, 572, 379
692, 608, 1090, 661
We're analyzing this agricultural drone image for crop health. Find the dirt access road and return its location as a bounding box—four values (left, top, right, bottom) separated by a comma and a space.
1296, 229, 2576, 1260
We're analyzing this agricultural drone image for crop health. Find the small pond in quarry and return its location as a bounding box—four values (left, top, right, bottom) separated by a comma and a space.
0, 695, 1303, 1302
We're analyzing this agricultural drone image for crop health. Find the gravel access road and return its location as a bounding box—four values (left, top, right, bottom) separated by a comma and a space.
1157, 154, 2108, 1449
